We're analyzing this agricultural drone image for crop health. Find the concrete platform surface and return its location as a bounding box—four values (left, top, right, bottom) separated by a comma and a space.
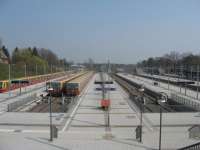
0, 73, 200, 150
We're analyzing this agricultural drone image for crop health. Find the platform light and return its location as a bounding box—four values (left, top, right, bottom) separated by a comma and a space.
48, 88, 53, 92
48, 87, 53, 141
139, 86, 144, 92
137, 85, 145, 143
158, 92, 168, 150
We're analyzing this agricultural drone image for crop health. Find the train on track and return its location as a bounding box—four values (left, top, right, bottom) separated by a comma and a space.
0, 71, 67, 93
136, 73, 200, 91
46, 71, 93, 97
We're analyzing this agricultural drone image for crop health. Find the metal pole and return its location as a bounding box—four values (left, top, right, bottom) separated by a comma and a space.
178, 66, 181, 93
25, 64, 27, 78
43, 65, 45, 75
107, 107, 110, 127
62, 92, 64, 105
182, 65, 187, 96
197, 65, 199, 99
24, 64, 27, 92
36, 64, 38, 76
185, 66, 187, 95
159, 106, 162, 150
19, 83, 21, 95
108, 109, 110, 127
185, 82, 187, 96
49, 93, 53, 141
167, 67, 169, 90
191, 66, 193, 80
140, 97, 143, 143
8, 64, 11, 97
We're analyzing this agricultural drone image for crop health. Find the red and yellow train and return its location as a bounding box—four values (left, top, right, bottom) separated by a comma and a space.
47, 71, 93, 97
0, 71, 66, 93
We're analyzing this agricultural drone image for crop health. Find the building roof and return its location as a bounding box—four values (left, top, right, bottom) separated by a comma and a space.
0, 48, 9, 64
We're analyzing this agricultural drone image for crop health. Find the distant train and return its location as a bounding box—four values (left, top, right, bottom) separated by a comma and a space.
47, 71, 93, 97
63, 82, 80, 97
64, 72, 93, 96
46, 77, 71, 96
0, 71, 67, 93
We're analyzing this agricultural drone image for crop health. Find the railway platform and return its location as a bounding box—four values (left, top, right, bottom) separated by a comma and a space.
117, 73, 200, 111
0, 73, 199, 149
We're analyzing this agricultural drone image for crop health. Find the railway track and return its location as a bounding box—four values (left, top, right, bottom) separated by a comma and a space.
29, 97, 68, 112
112, 74, 194, 113
27, 72, 93, 113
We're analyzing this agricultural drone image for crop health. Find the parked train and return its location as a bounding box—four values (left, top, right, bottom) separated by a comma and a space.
47, 71, 93, 97
64, 72, 93, 97
0, 71, 67, 93
46, 77, 72, 96
46, 72, 86, 96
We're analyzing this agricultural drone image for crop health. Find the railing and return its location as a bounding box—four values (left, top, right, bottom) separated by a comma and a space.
171, 93, 200, 111
178, 142, 200, 150
7, 94, 36, 112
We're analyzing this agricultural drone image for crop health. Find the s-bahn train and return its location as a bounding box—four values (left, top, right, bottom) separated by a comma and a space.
64, 72, 93, 97
47, 71, 93, 97
46, 72, 86, 96
0, 71, 66, 93
0, 79, 29, 93
63, 82, 80, 97
46, 79, 68, 96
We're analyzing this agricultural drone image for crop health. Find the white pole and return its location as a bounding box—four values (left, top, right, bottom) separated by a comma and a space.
8, 64, 11, 97
36, 64, 38, 76
25, 64, 27, 77
179, 66, 181, 93
197, 65, 199, 99
51, 64, 53, 74
43, 65, 45, 75
25, 64, 27, 93
167, 67, 169, 90
183, 65, 187, 96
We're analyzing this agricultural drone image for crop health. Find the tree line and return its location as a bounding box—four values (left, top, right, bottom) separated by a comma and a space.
0, 41, 73, 79
137, 51, 200, 68
136, 51, 200, 77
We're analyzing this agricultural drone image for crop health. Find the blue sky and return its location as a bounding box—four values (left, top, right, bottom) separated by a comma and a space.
0, 0, 200, 63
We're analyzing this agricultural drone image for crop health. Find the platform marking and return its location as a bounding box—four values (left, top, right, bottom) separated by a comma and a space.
115, 80, 154, 131
61, 74, 95, 132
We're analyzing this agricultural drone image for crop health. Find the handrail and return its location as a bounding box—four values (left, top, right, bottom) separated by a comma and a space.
177, 142, 200, 150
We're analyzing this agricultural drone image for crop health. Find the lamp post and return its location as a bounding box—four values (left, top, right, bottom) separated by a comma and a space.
197, 65, 199, 99
8, 63, 11, 97
138, 86, 145, 143
36, 64, 38, 76
167, 67, 170, 90
158, 93, 168, 150
48, 88, 53, 141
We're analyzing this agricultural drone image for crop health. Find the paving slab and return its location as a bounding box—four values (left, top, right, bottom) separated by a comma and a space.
76, 108, 104, 114
0, 131, 149, 150
70, 114, 105, 127
145, 112, 200, 126
110, 114, 139, 126
0, 112, 66, 126
109, 108, 135, 114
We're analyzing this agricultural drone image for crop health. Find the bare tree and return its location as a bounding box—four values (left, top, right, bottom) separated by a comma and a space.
38, 48, 59, 65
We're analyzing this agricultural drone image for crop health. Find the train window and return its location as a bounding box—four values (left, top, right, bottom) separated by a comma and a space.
46, 82, 51, 89
0, 82, 3, 88
6, 82, 9, 87
51, 82, 60, 89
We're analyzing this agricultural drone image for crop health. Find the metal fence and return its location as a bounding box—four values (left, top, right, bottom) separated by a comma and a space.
178, 142, 200, 150
171, 93, 200, 111
7, 94, 37, 112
